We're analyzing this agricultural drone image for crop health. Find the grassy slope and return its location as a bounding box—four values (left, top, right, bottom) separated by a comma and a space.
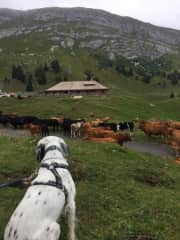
1, 33, 180, 240
0, 91, 180, 120
0, 138, 180, 240
1, 33, 180, 94
0, 92, 179, 240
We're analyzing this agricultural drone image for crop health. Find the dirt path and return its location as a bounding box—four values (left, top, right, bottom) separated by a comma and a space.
0, 127, 30, 137
0, 127, 176, 159
125, 141, 175, 159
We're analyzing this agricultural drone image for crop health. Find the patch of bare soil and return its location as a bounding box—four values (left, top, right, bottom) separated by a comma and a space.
125, 141, 175, 159
133, 168, 175, 187
0, 127, 30, 137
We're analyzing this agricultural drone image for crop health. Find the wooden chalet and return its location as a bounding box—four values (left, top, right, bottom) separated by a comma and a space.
45, 81, 109, 96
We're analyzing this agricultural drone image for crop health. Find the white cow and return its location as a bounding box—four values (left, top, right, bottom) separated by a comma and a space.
70, 121, 84, 138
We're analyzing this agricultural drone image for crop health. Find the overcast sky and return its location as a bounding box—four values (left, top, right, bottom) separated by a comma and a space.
0, 0, 180, 30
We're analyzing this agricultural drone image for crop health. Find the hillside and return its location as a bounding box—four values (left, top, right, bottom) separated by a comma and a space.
0, 7, 180, 59
1, 7, 180, 92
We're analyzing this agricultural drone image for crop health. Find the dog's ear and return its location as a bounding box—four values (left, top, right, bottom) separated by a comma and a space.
60, 141, 69, 156
36, 144, 45, 161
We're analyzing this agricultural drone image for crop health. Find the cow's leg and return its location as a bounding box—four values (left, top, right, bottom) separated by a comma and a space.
78, 128, 81, 137
73, 129, 76, 138
47, 128, 49, 136
74, 128, 78, 138
70, 127, 73, 138
74, 129, 77, 138
164, 134, 168, 144
175, 149, 180, 158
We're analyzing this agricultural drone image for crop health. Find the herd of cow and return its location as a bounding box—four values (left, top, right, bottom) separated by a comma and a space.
137, 119, 180, 159
1, 112, 180, 159
0, 112, 135, 145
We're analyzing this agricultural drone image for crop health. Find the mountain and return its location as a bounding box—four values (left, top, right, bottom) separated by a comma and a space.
0, 7, 180, 58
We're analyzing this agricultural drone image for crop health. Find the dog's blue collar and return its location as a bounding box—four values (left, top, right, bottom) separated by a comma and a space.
45, 145, 62, 154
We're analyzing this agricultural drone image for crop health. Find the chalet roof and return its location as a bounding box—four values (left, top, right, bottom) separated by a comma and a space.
45, 81, 109, 92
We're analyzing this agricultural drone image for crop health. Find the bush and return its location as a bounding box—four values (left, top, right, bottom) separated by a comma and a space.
169, 91, 175, 98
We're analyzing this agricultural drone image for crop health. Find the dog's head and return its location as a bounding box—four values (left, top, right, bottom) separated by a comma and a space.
36, 136, 68, 161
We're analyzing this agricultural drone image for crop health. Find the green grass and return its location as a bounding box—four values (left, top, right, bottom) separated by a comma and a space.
0, 91, 179, 240
0, 90, 180, 121
0, 83, 180, 240
1, 32, 180, 240
0, 138, 180, 240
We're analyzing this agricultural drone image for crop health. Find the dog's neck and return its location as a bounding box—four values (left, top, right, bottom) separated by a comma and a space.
42, 150, 68, 166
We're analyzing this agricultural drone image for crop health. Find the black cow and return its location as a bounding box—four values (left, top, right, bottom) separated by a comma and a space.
8, 115, 40, 129
21, 116, 39, 125
39, 119, 59, 132
8, 116, 25, 129
98, 122, 118, 132
118, 121, 134, 132
0, 114, 9, 127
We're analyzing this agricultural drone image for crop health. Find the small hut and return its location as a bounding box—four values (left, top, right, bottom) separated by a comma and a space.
45, 81, 109, 96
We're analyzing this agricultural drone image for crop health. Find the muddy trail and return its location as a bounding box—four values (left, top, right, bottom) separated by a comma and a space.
125, 141, 175, 159
0, 127, 176, 159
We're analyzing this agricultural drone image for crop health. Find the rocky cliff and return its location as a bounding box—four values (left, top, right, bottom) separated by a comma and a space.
0, 7, 180, 58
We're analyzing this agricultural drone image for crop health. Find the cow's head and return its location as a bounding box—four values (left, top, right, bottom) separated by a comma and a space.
36, 136, 68, 161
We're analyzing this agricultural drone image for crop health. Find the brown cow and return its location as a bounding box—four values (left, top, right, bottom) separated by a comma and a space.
84, 137, 117, 143
169, 121, 180, 130
138, 120, 171, 140
170, 130, 180, 144
169, 129, 180, 157
114, 133, 132, 146
84, 117, 110, 128
83, 125, 115, 138
50, 117, 64, 124
84, 133, 131, 146
24, 123, 41, 136
24, 123, 49, 136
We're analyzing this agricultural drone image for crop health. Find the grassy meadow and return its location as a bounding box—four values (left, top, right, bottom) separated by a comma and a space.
0, 137, 180, 240
1, 33, 180, 239
0, 89, 180, 240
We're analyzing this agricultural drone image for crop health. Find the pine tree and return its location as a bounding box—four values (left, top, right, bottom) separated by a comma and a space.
16, 65, 26, 82
51, 59, 60, 73
12, 64, 17, 79
44, 63, 49, 71
84, 70, 94, 80
35, 65, 47, 85
25, 74, 34, 91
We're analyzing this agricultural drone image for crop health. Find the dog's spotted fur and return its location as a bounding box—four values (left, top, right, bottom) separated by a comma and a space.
4, 136, 76, 240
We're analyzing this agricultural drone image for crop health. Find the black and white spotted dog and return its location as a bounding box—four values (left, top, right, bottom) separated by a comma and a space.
4, 136, 76, 240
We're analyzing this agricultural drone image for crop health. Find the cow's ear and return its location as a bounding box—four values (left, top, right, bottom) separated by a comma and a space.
36, 144, 45, 161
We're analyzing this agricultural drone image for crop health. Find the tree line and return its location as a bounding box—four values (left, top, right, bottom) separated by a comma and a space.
95, 53, 179, 85
11, 59, 61, 91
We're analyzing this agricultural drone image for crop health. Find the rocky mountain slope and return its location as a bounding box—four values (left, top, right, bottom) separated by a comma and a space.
0, 7, 180, 58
